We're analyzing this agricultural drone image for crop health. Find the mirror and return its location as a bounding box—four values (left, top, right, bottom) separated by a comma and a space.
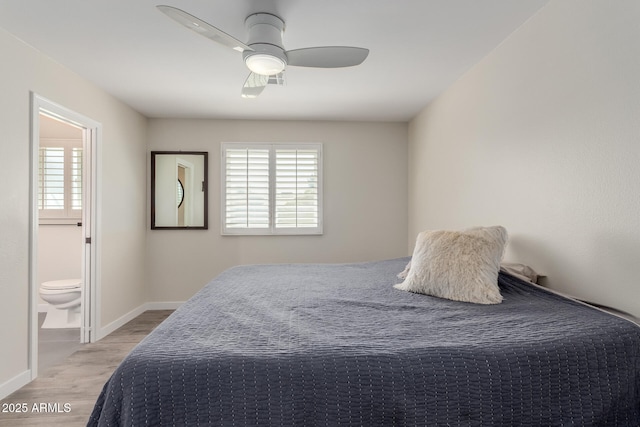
151, 151, 208, 229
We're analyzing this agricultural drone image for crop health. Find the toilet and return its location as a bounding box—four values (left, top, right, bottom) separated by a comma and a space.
39, 279, 82, 329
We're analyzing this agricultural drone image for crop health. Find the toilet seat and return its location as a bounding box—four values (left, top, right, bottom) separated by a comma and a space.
40, 279, 82, 292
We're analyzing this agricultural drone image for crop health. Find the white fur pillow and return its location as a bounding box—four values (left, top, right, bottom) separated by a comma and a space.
394, 226, 508, 304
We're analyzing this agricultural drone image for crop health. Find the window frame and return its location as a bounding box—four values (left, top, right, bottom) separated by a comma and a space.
221, 142, 323, 236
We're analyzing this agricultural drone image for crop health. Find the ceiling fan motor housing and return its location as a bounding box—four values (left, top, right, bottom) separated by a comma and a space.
243, 13, 287, 75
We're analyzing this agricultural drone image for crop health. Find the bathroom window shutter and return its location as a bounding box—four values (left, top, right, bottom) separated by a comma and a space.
39, 146, 65, 212
39, 139, 82, 223
71, 147, 83, 212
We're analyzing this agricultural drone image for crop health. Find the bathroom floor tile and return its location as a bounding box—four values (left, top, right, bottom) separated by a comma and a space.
38, 313, 82, 373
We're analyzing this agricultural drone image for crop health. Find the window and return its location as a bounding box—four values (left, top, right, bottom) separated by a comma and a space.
39, 139, 82, 223
221, 143, 322, 235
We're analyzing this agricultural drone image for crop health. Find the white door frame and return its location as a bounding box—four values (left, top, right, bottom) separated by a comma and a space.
175, 157, 195, 226
29, 93, 101, 380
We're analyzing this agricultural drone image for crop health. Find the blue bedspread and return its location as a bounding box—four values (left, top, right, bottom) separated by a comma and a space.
88, 258, 640, 426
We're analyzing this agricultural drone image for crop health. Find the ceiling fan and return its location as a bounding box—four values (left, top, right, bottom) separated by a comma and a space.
157, 5, 369, 98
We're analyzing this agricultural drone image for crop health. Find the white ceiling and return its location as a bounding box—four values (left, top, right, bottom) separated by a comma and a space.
0, 0, 548, 122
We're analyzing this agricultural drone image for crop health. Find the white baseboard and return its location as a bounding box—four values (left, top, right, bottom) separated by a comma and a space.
95, 301, 183, 341
0, 370, 32, 401
96, 304, 147, 341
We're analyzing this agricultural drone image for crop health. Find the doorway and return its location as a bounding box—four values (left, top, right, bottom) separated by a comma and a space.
29, 94, 101, 380
175, 157, 195, 226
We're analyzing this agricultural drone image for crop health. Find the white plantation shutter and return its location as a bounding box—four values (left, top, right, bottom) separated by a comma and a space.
222, 143, 322, 235
39, 147, 65, 211
275, 149, 319, 229
71, 147, 83, 212
38, 139, 82, 221
224, 147, 270, 229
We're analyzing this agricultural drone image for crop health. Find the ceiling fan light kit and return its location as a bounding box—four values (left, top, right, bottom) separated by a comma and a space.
244, 53, 286, 76
157, 5, 369, 98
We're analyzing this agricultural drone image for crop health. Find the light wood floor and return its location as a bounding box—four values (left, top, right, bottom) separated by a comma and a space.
0, 310, 173, 427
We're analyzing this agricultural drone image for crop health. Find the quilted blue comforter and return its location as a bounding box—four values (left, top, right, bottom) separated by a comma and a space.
88, 258, 640, 426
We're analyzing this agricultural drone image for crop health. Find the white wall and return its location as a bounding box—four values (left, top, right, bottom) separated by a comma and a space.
38, 225, 83, 300
0, 27, 148, 397
147, 119, 408, 302
408, 0, 640, 317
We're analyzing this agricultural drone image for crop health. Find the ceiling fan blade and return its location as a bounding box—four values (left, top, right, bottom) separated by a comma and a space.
241, 72, 285, 98
267, 72, 286, 87
157, 5, 253, 52
241, 73, 269, 98
286, 46, 369, 68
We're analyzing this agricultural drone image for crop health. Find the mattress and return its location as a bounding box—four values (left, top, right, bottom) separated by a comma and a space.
88, 258, 640, 426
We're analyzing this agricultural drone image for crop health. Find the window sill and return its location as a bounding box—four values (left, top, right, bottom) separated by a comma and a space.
221, 228, 323, 236
39, 218, 82, 226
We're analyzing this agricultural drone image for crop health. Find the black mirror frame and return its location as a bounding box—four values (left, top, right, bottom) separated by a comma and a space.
151, 151, 208, 230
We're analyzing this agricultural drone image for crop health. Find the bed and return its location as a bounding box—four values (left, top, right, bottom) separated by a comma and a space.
88, 257, 640, 426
